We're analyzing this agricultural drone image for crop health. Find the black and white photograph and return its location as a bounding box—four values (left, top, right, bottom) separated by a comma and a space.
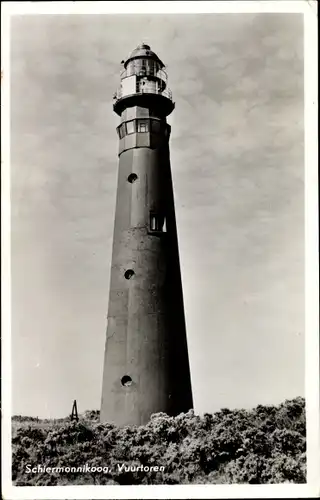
1, 1, 319, 498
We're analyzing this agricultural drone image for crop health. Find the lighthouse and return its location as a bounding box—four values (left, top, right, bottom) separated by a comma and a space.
100, 44, 193, 425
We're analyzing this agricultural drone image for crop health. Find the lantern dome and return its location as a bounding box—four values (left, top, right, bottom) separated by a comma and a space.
124, 43, 165, 69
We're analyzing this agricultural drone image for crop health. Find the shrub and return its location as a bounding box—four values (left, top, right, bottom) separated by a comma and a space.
12, 397, 306, 485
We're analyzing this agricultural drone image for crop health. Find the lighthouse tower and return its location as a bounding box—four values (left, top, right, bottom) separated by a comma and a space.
100, 44, 193, 425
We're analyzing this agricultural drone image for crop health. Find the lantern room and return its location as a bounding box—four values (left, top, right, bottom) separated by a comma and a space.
113, 44, 175, 117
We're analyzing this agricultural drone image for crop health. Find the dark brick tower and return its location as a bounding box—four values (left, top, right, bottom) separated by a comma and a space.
100, 44, 193, 425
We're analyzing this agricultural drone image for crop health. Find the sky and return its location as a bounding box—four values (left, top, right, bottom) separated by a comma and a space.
10, 13, 305, 418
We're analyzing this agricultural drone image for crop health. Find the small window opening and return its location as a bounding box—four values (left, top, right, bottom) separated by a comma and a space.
118, 123, 126, 139
128, 173, 138, 183
126, 121, 135, 135
150, 215, 157, 231
151, 120, 161, 134
124, 269, 135, 280
150, 213, 165, 232
121, 375, 132, 387
138, 120, 149, 133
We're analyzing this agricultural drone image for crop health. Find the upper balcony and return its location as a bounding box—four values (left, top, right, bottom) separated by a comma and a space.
113, 78, 174, 117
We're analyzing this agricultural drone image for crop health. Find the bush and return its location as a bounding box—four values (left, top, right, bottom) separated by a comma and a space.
12, 397, 306, 485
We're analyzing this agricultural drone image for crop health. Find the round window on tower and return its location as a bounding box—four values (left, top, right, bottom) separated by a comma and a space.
127, 173, 138, 183
124, 269, 135, 280
121, 375, 133, 387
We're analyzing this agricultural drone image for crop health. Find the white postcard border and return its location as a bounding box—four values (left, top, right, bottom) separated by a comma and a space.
1, 1, 319, 499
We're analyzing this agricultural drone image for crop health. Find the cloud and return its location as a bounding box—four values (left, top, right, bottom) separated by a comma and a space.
10, 13, 304, 417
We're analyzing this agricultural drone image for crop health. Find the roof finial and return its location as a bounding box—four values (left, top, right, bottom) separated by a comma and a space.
137, 42, 151, 50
